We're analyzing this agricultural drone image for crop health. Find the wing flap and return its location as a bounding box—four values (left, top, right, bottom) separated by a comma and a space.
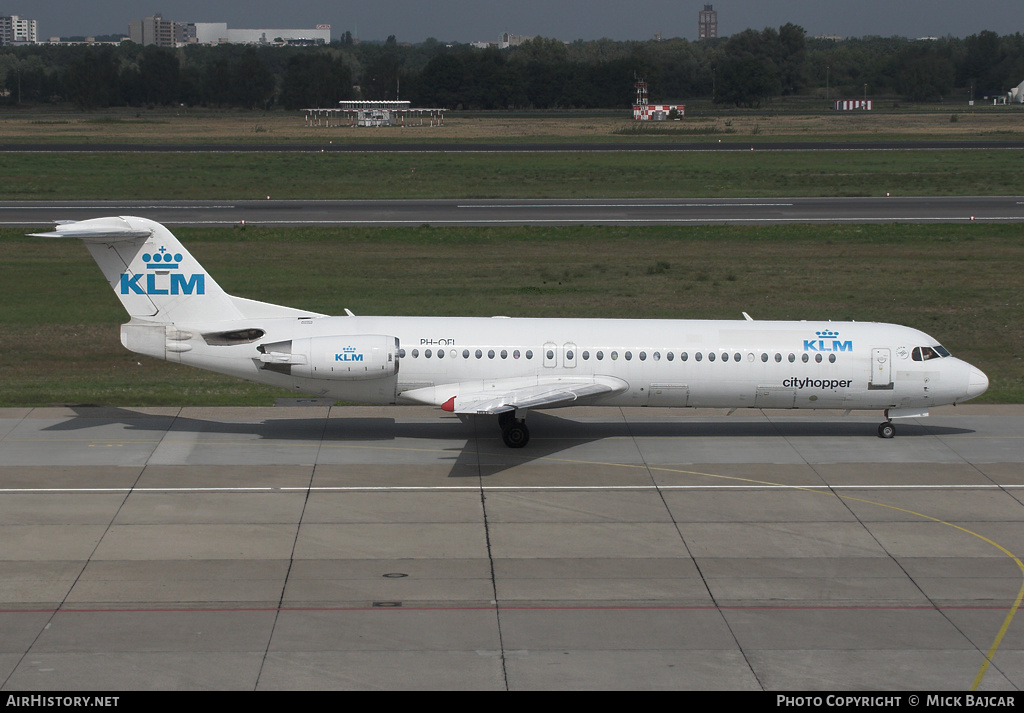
441, 377, 627, 415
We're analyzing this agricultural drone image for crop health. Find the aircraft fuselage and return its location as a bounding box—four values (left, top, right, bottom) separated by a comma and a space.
131, 314, 986, 414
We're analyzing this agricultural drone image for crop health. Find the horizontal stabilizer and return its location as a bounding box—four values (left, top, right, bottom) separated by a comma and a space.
29, 217, 153, 241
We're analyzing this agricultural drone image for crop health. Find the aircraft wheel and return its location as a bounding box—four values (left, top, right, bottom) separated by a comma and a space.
878, 422, 896, 439
497, 411, 515, 430
502, 421, 530, 448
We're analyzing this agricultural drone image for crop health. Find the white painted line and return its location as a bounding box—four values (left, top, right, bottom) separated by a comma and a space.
458, 203, 796, 209
2, 484, 1022, 493
0, 205, 237, 210
9, 216, 1013, 228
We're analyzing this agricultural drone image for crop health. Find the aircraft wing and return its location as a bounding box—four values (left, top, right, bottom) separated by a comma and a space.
438, 377, 627, 415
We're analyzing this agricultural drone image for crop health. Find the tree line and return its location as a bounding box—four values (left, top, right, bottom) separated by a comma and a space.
2, 29, 1023, 110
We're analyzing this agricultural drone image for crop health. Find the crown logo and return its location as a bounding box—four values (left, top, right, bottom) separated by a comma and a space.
142, 246, 183, 269
343, 346, 357, 352
815, 330, 839, 339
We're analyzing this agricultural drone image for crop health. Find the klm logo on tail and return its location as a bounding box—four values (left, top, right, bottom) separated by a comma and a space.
119, 247, 205, 295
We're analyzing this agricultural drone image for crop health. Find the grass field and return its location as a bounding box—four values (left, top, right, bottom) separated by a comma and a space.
2, 223, 1021, 406
4, 149, 1024, 200
2, 109, 1021, 406
1, 106, 1022, 144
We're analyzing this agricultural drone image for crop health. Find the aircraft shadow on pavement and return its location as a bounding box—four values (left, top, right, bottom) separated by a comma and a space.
40, 407, 977, 478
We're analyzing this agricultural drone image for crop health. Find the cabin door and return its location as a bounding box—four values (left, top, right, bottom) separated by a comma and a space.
870, 348, 893, 390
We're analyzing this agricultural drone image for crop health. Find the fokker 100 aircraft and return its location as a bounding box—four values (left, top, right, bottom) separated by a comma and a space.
33, 216, 989, 447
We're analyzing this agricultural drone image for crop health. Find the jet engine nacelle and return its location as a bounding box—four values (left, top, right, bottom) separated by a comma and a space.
292, 335, 399, 380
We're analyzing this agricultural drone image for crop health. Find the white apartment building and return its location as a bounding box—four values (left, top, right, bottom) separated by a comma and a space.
0, 14, 37, 45
128, 13, 182, 47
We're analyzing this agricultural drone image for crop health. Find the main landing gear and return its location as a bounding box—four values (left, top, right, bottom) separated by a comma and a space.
877, 409, 895, 439
498, 411, 530, 448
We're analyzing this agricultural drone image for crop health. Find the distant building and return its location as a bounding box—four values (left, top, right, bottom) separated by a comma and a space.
471, 32, 536, 50
698, 4, 717, 40
0, 14, 38, 45
129, 15, 329, 46
185, 22, 330, 45
305, 101, 446, 128
129, 13, 183, 47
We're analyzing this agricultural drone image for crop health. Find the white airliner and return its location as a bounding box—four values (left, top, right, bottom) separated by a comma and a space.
33, 216, 989, 447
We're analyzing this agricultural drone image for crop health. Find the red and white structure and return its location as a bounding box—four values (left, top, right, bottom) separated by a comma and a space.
835, 100, 873, 110
632, 78, 684, 120
633, 104, 685, 120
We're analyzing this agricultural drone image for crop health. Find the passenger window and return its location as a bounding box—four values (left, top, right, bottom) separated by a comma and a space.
801, 353, 809, 363
708, 352, 716, 362
476, 349, 482, 359
788, 353, 795, 363
438, 350, 444, 359
695, 352, 702, 362
501, 350, 508, 359
611, 351, 618, 360
681, 352, 688, 361
546, 350, 554, 360
526, 350, 534, 359
597, 351, 604, 360
829, 354, 836, 363
761, 353, 768, 362
513, 350, 521, 359
815, 354, 822, 363
625, 352, 633, 361
775, 353, 782, 363
667, 352, 674, 361
582, 351, 590, 360
412, 349, 419, 358
463, 349, 470, 359
425, 349, 432, 358
566, 350, 574, 360
653, 352, 661, 361
639, 352, 647, 361
734, 353, 741, 362
488, 350, 495, 359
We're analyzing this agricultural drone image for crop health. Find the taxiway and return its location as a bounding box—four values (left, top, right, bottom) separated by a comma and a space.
0, 405, 1021, 690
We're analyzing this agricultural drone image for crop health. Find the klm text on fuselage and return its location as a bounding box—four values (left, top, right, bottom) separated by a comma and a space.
804, 339, 853, 352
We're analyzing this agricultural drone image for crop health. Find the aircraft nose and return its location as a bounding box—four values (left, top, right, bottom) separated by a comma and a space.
965, 366, 989, 400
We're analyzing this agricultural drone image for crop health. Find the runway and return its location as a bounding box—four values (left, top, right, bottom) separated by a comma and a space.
5, 196, 1024, 228
3, 140, 1024, 153
1, 404, 1022, 690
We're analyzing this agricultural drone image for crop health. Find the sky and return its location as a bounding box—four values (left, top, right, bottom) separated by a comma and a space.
16, 0, 1024, 43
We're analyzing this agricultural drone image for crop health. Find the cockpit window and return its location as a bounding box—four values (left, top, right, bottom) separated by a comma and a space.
912, 346, 947, 362
934, 345, 951, 357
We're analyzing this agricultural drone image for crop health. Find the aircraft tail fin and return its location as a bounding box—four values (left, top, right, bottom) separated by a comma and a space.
32, 216, 244, 325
